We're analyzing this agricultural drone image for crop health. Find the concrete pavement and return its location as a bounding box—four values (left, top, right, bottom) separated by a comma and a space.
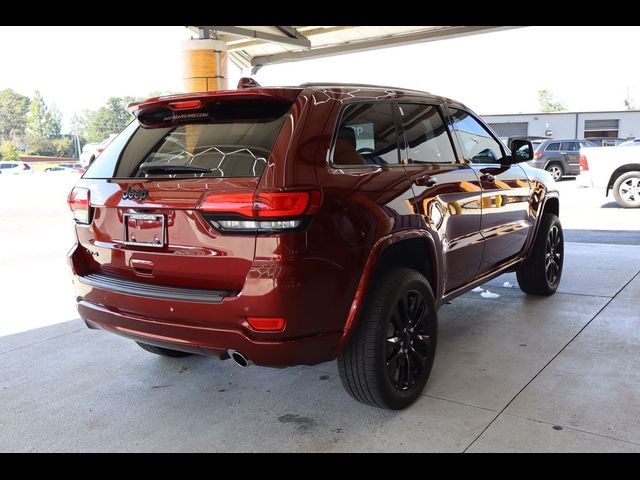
1, 242, 639, 452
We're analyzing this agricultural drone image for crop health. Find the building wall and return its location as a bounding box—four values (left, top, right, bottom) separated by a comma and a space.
482, 111, 640, 140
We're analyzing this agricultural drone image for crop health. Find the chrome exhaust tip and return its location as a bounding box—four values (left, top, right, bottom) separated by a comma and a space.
229, 350, 252, 367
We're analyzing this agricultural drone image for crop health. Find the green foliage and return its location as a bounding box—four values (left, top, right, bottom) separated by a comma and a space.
52, 137, 73, 157
25, 133, 54, 156
0, 140, 20, 162
538, 89, 565, 113
71, 110, 94, 144
0, 89, 30, 141
25, 91, 63, 155
86, 96, 135, 143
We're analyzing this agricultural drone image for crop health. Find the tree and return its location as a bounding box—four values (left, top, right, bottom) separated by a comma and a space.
52, 137, 73, 157
0, 140, 20, 162
26, 91, 61, 139
0, 89, 30, 141
25, 91, 63, 155
86, 96, 135, 143
71, 110, 94, 142
538, 89, 565, 113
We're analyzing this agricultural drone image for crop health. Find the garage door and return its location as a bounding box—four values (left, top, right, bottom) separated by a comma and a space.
488, 122, 528, 138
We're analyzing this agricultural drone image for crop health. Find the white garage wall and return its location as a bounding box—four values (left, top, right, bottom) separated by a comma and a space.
482, 111, 640, 140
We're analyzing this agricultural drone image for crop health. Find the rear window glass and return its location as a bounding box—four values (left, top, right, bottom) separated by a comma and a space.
332, 103, 399, 166
83, 99, 292, 179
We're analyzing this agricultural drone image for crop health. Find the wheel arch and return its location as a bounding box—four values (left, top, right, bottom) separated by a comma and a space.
523, 192, 559, 259
331, 230, 441, 356
544, 159, 564, 172
606, 164, 640, 196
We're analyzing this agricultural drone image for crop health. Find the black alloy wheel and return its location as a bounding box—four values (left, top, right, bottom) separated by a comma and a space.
385, 289, 434, 391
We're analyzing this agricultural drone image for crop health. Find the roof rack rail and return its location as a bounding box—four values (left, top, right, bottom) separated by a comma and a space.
299, 82, 431, 95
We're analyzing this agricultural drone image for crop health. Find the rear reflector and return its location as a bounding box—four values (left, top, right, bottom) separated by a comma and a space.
67, 187, 91, 224
247, 317, 286, 332
579, 154, 589, 171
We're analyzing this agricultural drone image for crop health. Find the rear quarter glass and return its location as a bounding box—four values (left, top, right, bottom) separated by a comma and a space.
83, 99, 293, 180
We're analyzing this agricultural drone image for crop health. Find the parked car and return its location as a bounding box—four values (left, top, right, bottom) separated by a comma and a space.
617, 139, 640, 147
578, 145, 640, 208
44, 165, 83, 174
67, 82, 563, 409
59, 163, 85, 173
80, 134, 117, 167
0, 161, 32, 174
524, 138, 598, 180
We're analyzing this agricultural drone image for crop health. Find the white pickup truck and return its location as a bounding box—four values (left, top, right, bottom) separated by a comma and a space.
578, 145, 640, 208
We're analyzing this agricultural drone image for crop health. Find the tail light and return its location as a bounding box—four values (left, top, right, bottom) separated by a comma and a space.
67, 187, 92, 224
534, 151, 542, 159
22, 163, 30, 170
198, 190, 322, 232
579, 154, 589, 171
96, 148, 104, 155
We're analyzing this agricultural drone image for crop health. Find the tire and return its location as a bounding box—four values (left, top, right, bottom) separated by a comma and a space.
338, 268, 438, 410
612, 171, 640, 208
545, 163, 564, 181
516, 213, 563, 295
136, 341, 193, 357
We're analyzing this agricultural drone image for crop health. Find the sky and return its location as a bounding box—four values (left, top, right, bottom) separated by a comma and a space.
1, 26, 640, 132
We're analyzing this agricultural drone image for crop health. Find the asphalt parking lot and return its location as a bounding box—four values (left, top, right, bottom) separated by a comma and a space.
1, 174, 639, 452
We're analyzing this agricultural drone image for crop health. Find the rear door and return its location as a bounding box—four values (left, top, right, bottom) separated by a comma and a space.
447, 107, 531, 275
76, 96, 296, 292
560, 141, 580, 175
397, 102, 483, 292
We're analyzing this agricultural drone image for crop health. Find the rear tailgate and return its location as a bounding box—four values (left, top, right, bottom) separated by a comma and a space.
75, 177, 258, 291
73, 89, 301, 293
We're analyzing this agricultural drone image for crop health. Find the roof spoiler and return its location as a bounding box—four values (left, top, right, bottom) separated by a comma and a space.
128, 86, 299, 117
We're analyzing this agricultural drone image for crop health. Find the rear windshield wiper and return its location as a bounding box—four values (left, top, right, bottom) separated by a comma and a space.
138, 163, 212, 174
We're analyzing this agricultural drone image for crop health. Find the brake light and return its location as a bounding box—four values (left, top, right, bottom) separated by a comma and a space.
534, 151, 542, 159
198, 190, 322, 232
67, 187, 91, 224
254, 192, 320, 217
168, 100, 202, 110
96, 148, 104, 154
247, 317, 286, 332
22, 164, 30, 170
579, 154, 589, 171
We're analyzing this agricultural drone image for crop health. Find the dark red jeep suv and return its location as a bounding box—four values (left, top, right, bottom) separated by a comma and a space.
67, 82, 563, 409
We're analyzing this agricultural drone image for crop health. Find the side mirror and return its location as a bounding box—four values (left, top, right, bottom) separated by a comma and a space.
508, 139, 534, 163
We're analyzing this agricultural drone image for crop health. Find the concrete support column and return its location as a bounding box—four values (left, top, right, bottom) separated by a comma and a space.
182, 39, 228, 92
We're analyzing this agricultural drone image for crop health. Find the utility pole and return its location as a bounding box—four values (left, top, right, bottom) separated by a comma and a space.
73, 115, 82, 160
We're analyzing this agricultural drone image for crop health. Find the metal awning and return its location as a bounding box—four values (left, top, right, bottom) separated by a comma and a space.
187, 26, 523, 74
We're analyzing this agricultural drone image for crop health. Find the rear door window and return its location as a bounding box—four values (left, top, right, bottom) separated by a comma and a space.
398, 103, 456, 164
332, 103, 400, 166
545, 142, 560, 151
561, 141, 577, 151
84, 99, 292, 179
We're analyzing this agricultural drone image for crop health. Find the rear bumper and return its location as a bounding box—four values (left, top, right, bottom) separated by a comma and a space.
68, 243, 349, 367
78, 300, 341, 366
576, 171, 594, 188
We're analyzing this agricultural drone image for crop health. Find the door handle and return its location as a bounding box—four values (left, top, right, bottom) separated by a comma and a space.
415, 175, 437, 187
480, 173, 495, 183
